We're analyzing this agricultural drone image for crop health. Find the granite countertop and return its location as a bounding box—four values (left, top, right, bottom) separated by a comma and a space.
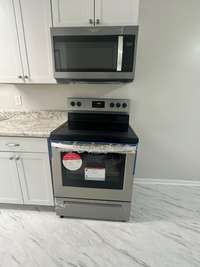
0, 111, 66, 138
0, 183, 199, 267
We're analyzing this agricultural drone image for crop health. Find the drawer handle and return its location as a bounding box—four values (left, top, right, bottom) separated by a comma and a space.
6, 143, 20, 147
89, 19, 93, 25
96, 19, 100, 25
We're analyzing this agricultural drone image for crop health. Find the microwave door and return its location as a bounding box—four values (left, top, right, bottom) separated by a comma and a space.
117, 36, 123, 72
53, 35, 118, 72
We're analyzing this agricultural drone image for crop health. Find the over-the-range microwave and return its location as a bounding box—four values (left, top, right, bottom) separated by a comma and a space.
51, 26, 139, 83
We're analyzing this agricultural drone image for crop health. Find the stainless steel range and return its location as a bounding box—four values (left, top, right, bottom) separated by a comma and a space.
50, 98, 139, 221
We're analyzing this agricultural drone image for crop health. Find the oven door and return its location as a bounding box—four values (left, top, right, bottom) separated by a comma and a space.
51, 146, 136, 202
51, 26, 138, 82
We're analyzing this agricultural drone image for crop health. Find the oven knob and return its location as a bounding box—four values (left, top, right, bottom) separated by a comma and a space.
70, 101, 75, 107
77, 101, 82, 107
116, 103, 121, 108
122, 103, 127, 108
110, 102, 115, 108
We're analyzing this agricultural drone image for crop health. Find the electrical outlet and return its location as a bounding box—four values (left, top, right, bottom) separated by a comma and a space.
15, 95, 22, 106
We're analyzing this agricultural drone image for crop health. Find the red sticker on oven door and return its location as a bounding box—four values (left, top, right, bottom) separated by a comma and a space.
62, 152, 82, 171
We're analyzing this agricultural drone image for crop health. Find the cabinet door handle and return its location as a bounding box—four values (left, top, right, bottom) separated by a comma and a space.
18, 75, 23, 79
89, 19, 93, 25
96, 19, 100, 25
24, 75, 29, 79
15, 156, 20, 161
6, 143, 20, 147
9, 157, 14, 160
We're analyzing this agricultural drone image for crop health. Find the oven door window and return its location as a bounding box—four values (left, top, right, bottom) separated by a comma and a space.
53, 36, 118, 72
61, 152, 126, 189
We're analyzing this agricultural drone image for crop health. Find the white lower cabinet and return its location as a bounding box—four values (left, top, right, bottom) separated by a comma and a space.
0, 138, 54, 206
16, 153, 54, 206
0, 152, 23, 204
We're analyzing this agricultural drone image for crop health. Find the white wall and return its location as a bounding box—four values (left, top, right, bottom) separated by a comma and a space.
0, 0, 200, 180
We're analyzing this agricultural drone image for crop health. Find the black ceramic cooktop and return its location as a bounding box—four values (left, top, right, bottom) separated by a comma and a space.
50, 122, 139, 145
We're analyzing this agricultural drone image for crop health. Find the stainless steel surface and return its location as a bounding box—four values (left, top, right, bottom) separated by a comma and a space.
51, 26, 138, 82
55, 198, 131, 221
51, 96, 137, 221
51, 26, 138, 36
54, 71, 134, 81
51, 146, 136, 202
67, 97, 130, 113
117, 36, 123, 72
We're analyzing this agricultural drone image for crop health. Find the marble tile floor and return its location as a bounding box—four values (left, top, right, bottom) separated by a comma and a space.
0, 184, 200, 267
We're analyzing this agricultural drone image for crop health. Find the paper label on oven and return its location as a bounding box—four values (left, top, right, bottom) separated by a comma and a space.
85, 168, 106, 181
62, 152, 82, 171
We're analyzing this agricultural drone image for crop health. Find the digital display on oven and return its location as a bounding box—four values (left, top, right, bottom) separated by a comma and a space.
92, 101, 105, 108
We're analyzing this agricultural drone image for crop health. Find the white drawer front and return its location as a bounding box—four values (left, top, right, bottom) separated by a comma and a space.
0, 137, 48, 153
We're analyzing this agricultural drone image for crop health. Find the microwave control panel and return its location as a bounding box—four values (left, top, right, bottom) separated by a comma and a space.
67, 98, 130, 113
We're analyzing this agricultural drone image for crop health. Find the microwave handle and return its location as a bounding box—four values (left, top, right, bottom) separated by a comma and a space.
117, 36, 124, 72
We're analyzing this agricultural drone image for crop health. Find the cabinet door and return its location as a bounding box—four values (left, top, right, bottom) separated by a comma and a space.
0, 0, 24, 83
0, 152, 23, 204
14, 0, 56, 84
17, 153, 54, 206
95, 0, 139, 26
52, 0, 94, 27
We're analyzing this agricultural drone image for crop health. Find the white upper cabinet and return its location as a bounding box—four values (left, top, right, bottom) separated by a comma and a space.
16, 0, 55, 84
95, 0, 139, 26
0, 0, 24, 83
51, 0, 139, 27
0, 0, 55, 84
52, 0, 94, 27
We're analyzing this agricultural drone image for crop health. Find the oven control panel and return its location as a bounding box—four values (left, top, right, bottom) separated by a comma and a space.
67, 98, 130, 113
